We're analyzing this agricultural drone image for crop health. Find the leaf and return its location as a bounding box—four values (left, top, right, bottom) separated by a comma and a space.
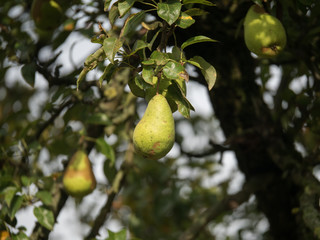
9, 195, 23, 220
157, 0, 182, 25
104, 0, 113, 11
107, 229, 127, 240
167, 82, 194, 118
150, 51, 169, 65
12, 231, 29, 240
120, 11, 145, 38
21, 62, 37, 87
99, 63, 118, 85
163, 61, 185, 80
33, 207, 55, 230
176, 12, 195, 29
36, 191, 53, 206
128, 77, 145, 98
96, 138, 115, 164
189, 56, 216, 90
183, 0, 215, 6
118, 0, 136, 17
181, 35, 217, 50
2, 186, 18, 207
148, 29, 161, 50
103, 37, 123, 63
184, 8, 209, 16
109, 3, 120, 25
142, 65, 155, 85
86, 113, 112, 125
130, 40, 148, 55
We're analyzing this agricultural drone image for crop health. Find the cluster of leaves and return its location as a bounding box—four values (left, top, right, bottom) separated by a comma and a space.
76, 0, 217, 118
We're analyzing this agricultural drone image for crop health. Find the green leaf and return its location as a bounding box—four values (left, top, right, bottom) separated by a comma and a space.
157, 0, 182, 25
167, 82, 194, 118
12, 231, 29, 240
21, 62, 37, 87
96, 138, 115, 164
36, 191, 53, 206
176, 12, 195, 29
148, 29, 161, 50
109, 3, 119, 25
9, 195, 23, 220
168, 46, 184, 61
189, 56, 216, 90
120, 11, 145, 38
184, 8, 209, 16
130, 40, 148, 55
150, 51, 169, 65
128, 77, 145, 98
86, 113, 112, 125
163, 61, 185, 80
107, 228, 127, 240
104, 0, 113, 11
99, 63, 118, 85
103, 37, 123, 63
118, 0, 136, 17
181, 35, 217, 50
2, 186, 18, 207
33, 207, 55, 230
21, 175, 36, 186
183, 0, 215, 6
142, 65, 155, 85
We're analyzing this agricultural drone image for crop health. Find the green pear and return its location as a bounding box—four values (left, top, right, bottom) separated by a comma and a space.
31, 0, 63, 31
133, 94, 175, 160
63, 150, 96, 198
244, 4, 287, 58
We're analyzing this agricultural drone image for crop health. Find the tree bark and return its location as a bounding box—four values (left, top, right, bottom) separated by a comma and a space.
177, 2, 314, 239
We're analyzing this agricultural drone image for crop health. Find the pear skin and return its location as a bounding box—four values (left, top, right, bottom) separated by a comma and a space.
63, 150, 96, 198
244, 4, 286, 57
133, 94, 175, 160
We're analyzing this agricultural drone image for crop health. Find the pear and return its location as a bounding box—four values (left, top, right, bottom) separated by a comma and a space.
244, 4, 286, 58
63, 150, 96, 198
133, 94, 175, 160
31, 0, 63, 31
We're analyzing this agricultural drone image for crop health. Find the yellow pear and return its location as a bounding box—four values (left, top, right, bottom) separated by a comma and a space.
133, 94, 175, 160
31, 0, 63, 31
244, 4, 287, 57
63, 150, 96, 198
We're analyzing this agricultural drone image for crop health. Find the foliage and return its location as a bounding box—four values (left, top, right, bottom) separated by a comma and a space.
0, 0, 320, 239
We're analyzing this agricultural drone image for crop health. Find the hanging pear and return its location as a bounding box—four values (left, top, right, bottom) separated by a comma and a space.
31, 0, 63, 31
133, 94, 175, 160
244, 4, 286, 57
63, 150, 96, 198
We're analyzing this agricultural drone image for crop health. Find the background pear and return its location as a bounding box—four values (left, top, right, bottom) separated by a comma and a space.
133, 94, 175, 160
63, 150, 96, 198
31, 0, 63, 31
244, 4, 286, 57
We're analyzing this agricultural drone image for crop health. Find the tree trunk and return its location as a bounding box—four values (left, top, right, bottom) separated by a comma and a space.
178, 2, 314, 239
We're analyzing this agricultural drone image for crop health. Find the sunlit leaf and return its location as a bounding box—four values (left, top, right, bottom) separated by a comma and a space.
176, 12, 195, 29
189, 56, 217, 90
103, 37, 123, 63
106, 228, 126, 240
181, 35, 217, 50
118, 0, 136, 17
33, 207, 55, 230
96, 138, 115, 164
36, 191, 53, 206
2, 186, 18, 207
120, 11, 145, 38
163, 61, 185, 79
157, 0, 182, 25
